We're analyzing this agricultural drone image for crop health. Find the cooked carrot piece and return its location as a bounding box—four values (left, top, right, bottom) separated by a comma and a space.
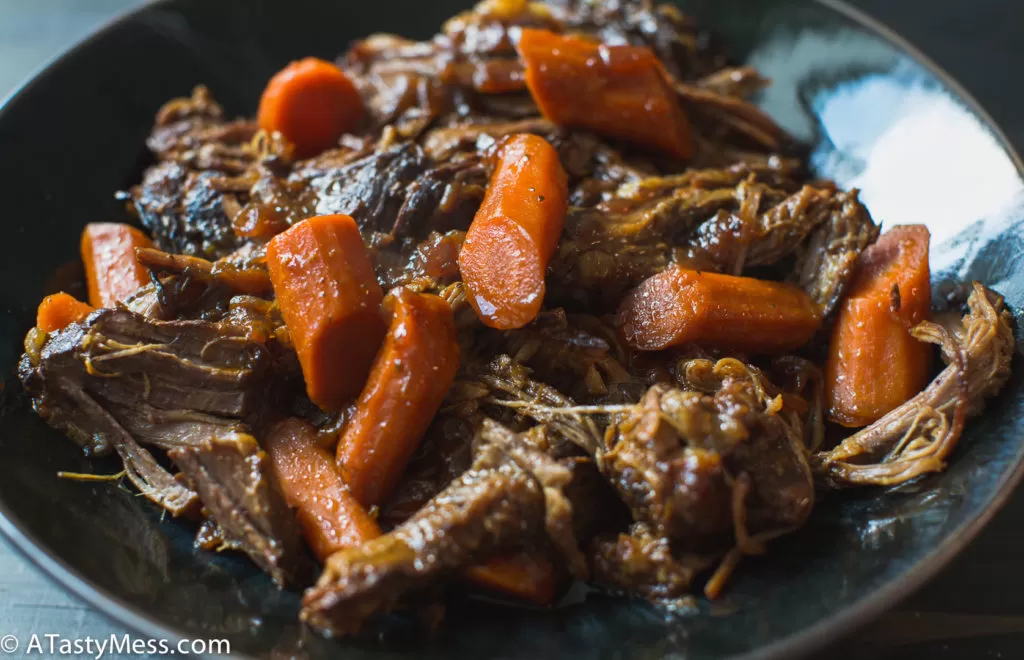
516, 28, 692, 159
258, 57, 365, 158
465, 552, 558, 605
266, 418, 381, 561
266, 214, 386, 411
36, 293, 94, 333
336, 287, 460, 507
825, 225, 932, 427
617, 266, 822, 353
458, 133, 568, 330
80, 223, 155, 308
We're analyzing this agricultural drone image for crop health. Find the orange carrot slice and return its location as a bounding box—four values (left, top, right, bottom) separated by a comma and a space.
459, 133, 568, 329
81, 223, 155, 308
825, 225, 932, 427
266, 418, 381, 561
336, 287, 460, 507
36, 292, 94, 333
266, 214, 386, 411
258, 57, 364, 158
617, 266, 822, 353
517, 28, 692, 159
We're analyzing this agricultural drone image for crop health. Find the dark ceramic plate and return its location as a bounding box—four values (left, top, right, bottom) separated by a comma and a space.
1, 0, 1022, 658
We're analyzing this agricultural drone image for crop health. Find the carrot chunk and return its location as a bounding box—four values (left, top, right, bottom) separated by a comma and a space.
336, 287, 461, 507
36, 293, 94, 333
825, 225, 932, 427
465, 552, 558, 605
617, 266, 822, 353
459, 133, 568, 329
266, 214, 386, 411
258, 57, 364, 158
516, 28, 692, 159
266, 418, 381, 561
80, 223, 155, 308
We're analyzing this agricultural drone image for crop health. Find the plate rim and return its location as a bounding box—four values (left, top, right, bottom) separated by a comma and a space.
0, 1, 1022, 659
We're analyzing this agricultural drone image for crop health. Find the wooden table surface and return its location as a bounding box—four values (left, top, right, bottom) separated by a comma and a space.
1, 1, 1023, 658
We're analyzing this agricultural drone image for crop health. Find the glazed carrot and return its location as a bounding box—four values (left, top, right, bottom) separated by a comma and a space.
266, 418, 381, 562
258, 57, 365, 159
458, 133, 568, 330
336, 287, 460, 507
266, 214, 386, 411
516, 28, 692, 159
617, 266, 822, 353
80, 223, 155, 308
825, 225, 932, 427
465, 552, 558, 605
36, 292, 94, 333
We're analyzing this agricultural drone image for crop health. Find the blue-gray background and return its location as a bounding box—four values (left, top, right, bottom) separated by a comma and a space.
1, 1, 1022, 658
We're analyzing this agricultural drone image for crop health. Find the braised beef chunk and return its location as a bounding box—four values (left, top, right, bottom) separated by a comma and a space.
170, 434, 304, 586
678, 82, 793, 155
20, 309, 308, 583
294, 142, 487, 239
422, 117, 556, 162
303, 422, 548, 634
24, 0, 1016, 637
146, 86, 258, 165
20, 309, 270, 443
603, 385, 733, 545
591, 523, 708, 601
299, 143, 428, 233
342, 34, 454, 135
18, 308, 287, 535
550, 163, 878, 312
602, 362, 814, 549
553, 0, 724, 80
137, 166, 246, 259
374, 230, 467, 292
303, 419, 605, 634
25, 360, 201, 517
130, 87, 263, 258
477, 311, 635, 404
341, 1, 559, 135
794, 189, 881, 315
